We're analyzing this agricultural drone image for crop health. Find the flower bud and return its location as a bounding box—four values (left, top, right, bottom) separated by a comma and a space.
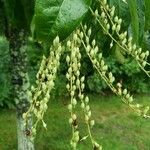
66, 55, 70, 63
128, 37, 132, 42
69, 118, 73, 124
85, 115, 89, 122
145, 51, 149, 56
68, 104, 72, 111
101, 12, 105, 18
114, 16, 118, 22
118, 88, 122, 95
81, 103, 85, 109
103, 0, 107, 5
72, 98, 77, 106
106, 23, 110, 30
99, 53, 102, 59
42, 121, 47, 129
92, 39, 96, 47
109, 76, 115, 83
67, 40, 71, 47
129, 96, 133, 103
142, 61, 146, 67
86, 37, 89, 43
126, 93, 130, 99
81, 83, 85, 90
88, 111, 91, 117
134, 51, 138, 55
66, 73, 70, 79
84, 25, 87, 30
104, 18, 108, 24
133, 44, 136, 50
71, 91, 75, 96
72, 114, 77, 120
108, 72, 113, 78
80, 32, 84, 39
74, 132, 79, 143
116, 25, 121, 32
78, 63, 81, 68
90, 120, 95, 127
117, 83, 122, 88
72, 85, 76, 91
79, 94, 84, 100
140, 53, 146, 59
118, 18, 122, 24
66, 84, 70, 90
86, 45, 91, 53
122, 38, 127, 45
73, 34, 78, 41
95, 10, 99, 17
90, 49, 95, 57
68, 67, 72, 74
76, 70, 80, 77
124, 31, 127, 37
110, 6, 115, 16
88, 28, 92, 37
22, 113, 27, 119
85, 105, 90, 110
102, 65, 108, 71
53, 36, 59, 46
81, 76, 85, 82
123, 89, 127, 95
101, 60, 105, 66
85, 96, 89, 103
94, 46, 98, 54
93, 59, 97, 65
112, 24, 116, 31
76, 79, 80, 87
110, 42, 113, 48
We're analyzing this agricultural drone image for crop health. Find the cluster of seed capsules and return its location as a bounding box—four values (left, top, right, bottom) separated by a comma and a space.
79, 25, 150, 119
91, 0, 150, 77
66, 32, 102, 150
23, 37, 62, 138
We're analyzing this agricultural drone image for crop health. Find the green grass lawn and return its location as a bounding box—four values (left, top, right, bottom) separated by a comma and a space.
0, 95, 150, 150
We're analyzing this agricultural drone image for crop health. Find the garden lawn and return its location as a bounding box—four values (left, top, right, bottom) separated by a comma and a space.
0, 95, 150, 150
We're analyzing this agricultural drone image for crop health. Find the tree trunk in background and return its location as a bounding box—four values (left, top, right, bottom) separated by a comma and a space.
17, 115, 34, 150
9, 30, 34, 150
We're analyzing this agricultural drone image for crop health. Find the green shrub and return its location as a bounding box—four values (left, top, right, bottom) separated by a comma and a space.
0, 36, 14, 108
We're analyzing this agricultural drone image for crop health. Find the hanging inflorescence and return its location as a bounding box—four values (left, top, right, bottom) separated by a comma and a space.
66, 32, 102, 150
78, 24, 150, 119
23, 37, 63, 139
90, 0, 150, 77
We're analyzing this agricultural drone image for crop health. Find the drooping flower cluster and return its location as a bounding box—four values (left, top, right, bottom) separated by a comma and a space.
23, 1, 150, 149
66, 32, 102, 150
90, 0, 150, 77
23, 37, 63, 138
79, 25, 150, 118
66, 33, 81, 149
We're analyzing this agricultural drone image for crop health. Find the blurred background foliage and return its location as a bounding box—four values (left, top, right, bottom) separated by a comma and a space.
0, 0, 150, 108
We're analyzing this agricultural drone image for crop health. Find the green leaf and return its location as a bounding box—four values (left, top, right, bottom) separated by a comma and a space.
127, 0, 139, 45
144, 0, 150, 30
32, 0, 91, 42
